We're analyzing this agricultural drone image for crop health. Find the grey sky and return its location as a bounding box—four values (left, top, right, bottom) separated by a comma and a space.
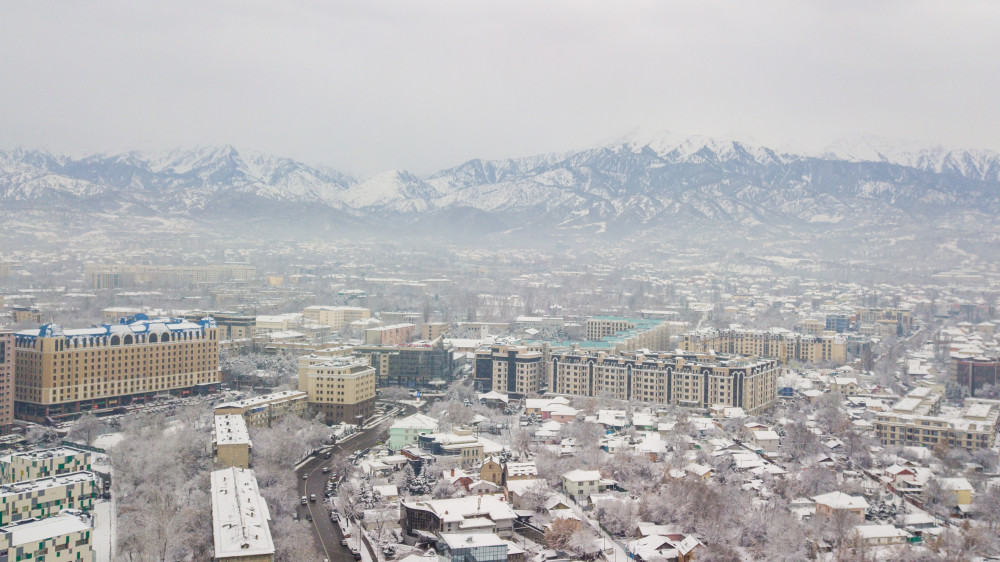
1, 1, 998, 175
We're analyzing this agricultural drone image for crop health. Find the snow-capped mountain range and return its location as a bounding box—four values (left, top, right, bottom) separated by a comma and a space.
2, 134, 999, 238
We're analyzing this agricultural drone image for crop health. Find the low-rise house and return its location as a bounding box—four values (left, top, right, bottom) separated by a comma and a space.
389, 414, 440, 450
750, 430, 780, 453
626, 534, 700, 562
560, 469, 615, 503
812, 491, 869, 523
938, 478, 974, 505
851, 524, 910, 546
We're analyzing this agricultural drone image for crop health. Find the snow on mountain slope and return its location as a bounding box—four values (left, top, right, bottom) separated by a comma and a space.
2, 134, 999, 238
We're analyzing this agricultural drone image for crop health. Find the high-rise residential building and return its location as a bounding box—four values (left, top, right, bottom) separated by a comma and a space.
211, 468, 274, 562
302, 306, 372, 330
13, 317, 220, 422
681, 328, 848, 365
473, 345, 544, 397
298, 356, 376, 424
550, 350, 780, 415
0, 331, 12, 434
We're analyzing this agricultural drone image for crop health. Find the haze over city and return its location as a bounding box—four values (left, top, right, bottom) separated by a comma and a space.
1, 2, 1000, 562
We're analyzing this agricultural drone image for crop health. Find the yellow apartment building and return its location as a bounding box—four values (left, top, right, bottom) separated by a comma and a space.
302, 306, 372, 330
214, 390, 308, 428
214, 414, 252, 469
681, 328, 847, 365
298, 357, 376, 424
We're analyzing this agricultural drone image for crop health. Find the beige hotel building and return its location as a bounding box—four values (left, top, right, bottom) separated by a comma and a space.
13, 317, 221, 422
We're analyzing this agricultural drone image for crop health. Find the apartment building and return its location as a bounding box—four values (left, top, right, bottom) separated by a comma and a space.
11, 307, 42, 324
875, 393, 999, 450
84, 263, 255, 289
302, 306, 372, 330
388, 413, 439, 450
0, 512, 94, 562
551, 350, 780, 415
353, 339, 456, 387
214, 390, 308, 428
0, 471, 97, 525
473, 345, 544, 397
0, 331, 12, 434
0, 446, 92, 484
421, 322, 450, 341
365, 323, 416, 346
298, 356, 376, 424
211, 468, 274, 562
214, 414, 252, 469
856, 307, 913, 337
681, 328, 848, 365
584, 317, 671, 351
211, 313, 257, 341
13, 317, 220, 422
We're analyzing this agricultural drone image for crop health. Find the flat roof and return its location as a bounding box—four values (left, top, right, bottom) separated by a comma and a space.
0, 471, 96, 497
215, 415, 251, 446
211, 468, 274, 558
0, 513, 91, 546
215, 390, 307, 411
4, 446, 90, 462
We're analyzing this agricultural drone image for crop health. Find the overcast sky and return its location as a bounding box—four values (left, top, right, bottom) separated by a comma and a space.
1, 1, 998, 175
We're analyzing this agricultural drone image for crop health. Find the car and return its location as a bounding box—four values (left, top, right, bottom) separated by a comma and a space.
330, 511, 339, 521
325, 452, 332, 459
306, 513, 313, 521
302, 474, 309, 480
340, 538, 348, 547
301, 496, 307, 505
322, 466, 331, 473
310, 494, 316, 502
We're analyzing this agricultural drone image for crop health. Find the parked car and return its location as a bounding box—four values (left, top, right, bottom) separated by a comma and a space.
301, 496, 307, 505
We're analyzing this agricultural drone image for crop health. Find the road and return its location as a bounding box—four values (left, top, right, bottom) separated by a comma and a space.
297, 401, 420, 561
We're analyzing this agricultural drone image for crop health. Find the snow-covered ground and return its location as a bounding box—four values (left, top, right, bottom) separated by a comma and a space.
92, 499, 115, 562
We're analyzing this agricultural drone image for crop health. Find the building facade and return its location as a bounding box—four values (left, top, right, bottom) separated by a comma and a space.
214, 414, 252, 469
13, 317, 220, 422
0, 472, 97, 526
354, 340, 456, 387
875, 397, 1000, 451
365, 324, 416, 346
302, 306, 372, 330
214, 390, 308, 429
474, 345, 544, 398
0, 331, 12, 433
0, 513, 94, 562
681, 328, 847, 365
298, 357, 376, 424
551, 351, 779, 415
0, 447, 92, 484
953, 356, 1000, 396
85, 263, 255, 289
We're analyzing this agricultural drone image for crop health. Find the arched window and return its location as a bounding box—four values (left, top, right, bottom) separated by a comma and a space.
123, 335, 134, 345
148, 333, 158, 344
110, 335, 121, 346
